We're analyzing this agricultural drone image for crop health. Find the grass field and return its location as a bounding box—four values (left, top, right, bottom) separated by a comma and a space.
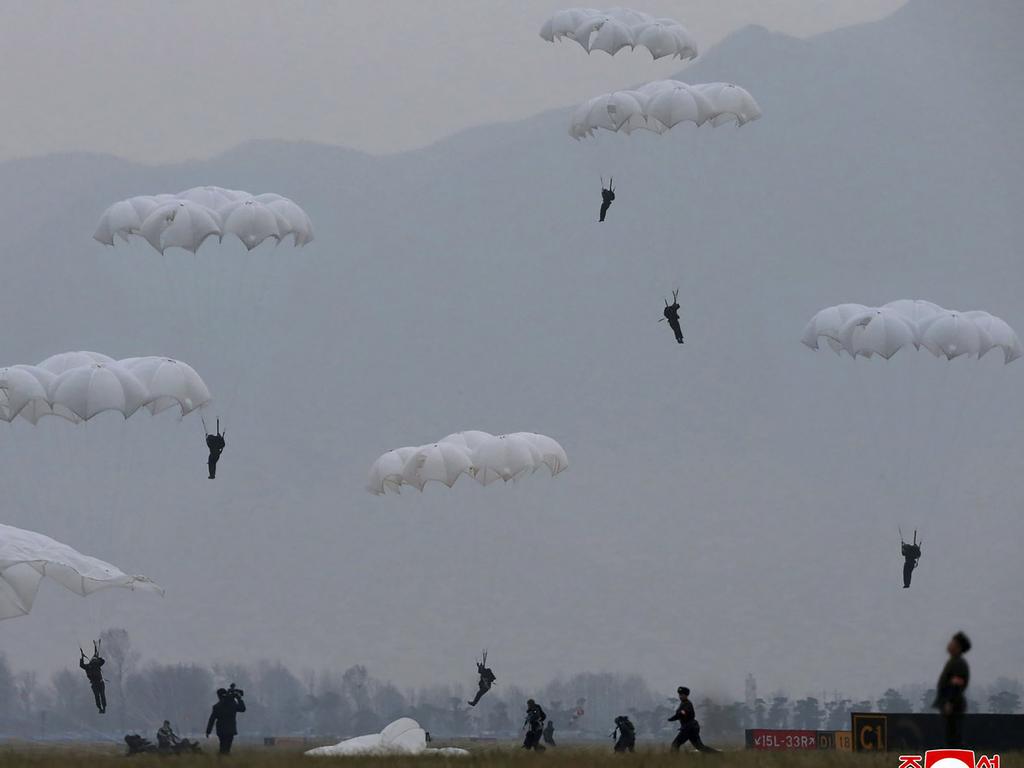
5, 742, 1000, 768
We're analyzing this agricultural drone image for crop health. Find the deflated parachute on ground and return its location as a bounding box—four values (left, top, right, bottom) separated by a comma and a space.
94, 186, 314, 253
305, 718, 469, 757
570, 80, 761, 139
541, 8, 698, 60
801, 301, 1022, 363
0, 523, 163, 621
0, 352, 211, 423
367, 431, 569, 495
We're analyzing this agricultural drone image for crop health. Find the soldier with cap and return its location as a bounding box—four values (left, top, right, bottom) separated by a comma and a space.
669, 686, 718, 753
933, 631, 971, 747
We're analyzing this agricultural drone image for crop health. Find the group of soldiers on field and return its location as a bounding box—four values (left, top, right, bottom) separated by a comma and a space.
80, 641, 246, 757
468, 654, 717, 753
87, 632, 972, 753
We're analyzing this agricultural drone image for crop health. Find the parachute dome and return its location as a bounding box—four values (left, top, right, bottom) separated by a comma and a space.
801, 301, 1022, 363
94, 186, 314, 253
540, 7, 698, 60
368, 431, 568, 495
0, 352, 211, 423
570, 80, 761, 139
0, 523, 163, 621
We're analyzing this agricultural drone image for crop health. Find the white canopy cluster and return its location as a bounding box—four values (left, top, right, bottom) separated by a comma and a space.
540, 7, 698, 60
306, 718, 468, 757
570, 80, 762, 138
0, 523, 163, 621
367, 431, 569, 495
802, 300, 1022, 363
0, 352, 211, 423
94, 186, 314, 253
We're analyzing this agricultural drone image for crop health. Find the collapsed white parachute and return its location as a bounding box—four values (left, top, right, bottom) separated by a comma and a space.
801, 301, 1022, 363
305, 718, 469, 757
94, 186, 314, 252
570, 80, 761, 139
541, 8, 698, 60
0, 352, 212, 423
367, 431, 569, 495
0, 523, 163, 621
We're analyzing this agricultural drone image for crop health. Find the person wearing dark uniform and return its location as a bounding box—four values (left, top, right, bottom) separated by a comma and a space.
543, 719, 556, 746
79, 645, 106, 714
522, 699, 547, 751
157, 720, 180, 751
206, 686, 246, 754
933, 632, 971, 747
669, 686, 717, 752
467, 652, 496, 707
902, 537, 921, 588
612, 716, 636, 753
599, 178, 615, 222
206, 421, 226, 479
663, 290, 684, 344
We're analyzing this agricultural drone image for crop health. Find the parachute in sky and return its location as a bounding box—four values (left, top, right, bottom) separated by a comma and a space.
0, 523, 163, 621
570, 80, 761, 139
367, 431, 569, 495
540, 8, 698, 60
801, 301, 1022, 363
119, 357, 212, 416
0, 352, 211, 423
94, 186, 314, 253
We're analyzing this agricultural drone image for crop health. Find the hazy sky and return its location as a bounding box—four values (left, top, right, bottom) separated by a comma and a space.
2, 0, 1021, 709
2, 0, 906, 163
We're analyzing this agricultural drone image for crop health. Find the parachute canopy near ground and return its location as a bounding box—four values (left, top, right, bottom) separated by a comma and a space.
0, 352, 211, 423
570, 80, 761, 139
540, 8, 698, 60
94, 186, 314, 253
305, 717, 469, 757
0, 523, 163, 621
801, 301, 1022, 362
367, 431, 569, 495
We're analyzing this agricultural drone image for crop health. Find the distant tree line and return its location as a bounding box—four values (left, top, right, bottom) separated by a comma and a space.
0, 630, 1019, 743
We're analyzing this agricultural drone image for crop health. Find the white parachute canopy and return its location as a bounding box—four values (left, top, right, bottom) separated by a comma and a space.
801, 301, 1021, 363
139, 199, 223, 255
118, 357, 212, 416
540, 8, 698, 60
472, 434, 543, 485
0, 523, 163, 621
400, 443, 475, 491
366, 446, 419, 495
37, 351, 116, 376
570, 80, 761, 139
368, 431, 568, 494
50, 363, 153, 421
305, 718, 469, 757
94, 186, 314, 253
0, 352, 211, 423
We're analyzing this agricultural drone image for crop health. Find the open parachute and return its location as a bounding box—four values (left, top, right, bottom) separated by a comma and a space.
94, 186, 314, 253
0, 352, 211, 423
540, 8, 698, 60
801, 300, 1022, 363
0, 523, 163, 621
367, 431, 569, 495
570, 80, 761, 139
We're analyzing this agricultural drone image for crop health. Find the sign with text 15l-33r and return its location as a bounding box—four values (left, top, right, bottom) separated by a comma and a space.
900, 750, 999, 768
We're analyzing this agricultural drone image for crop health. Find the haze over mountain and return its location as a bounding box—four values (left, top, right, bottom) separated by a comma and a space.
1, 0, 1021, 702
